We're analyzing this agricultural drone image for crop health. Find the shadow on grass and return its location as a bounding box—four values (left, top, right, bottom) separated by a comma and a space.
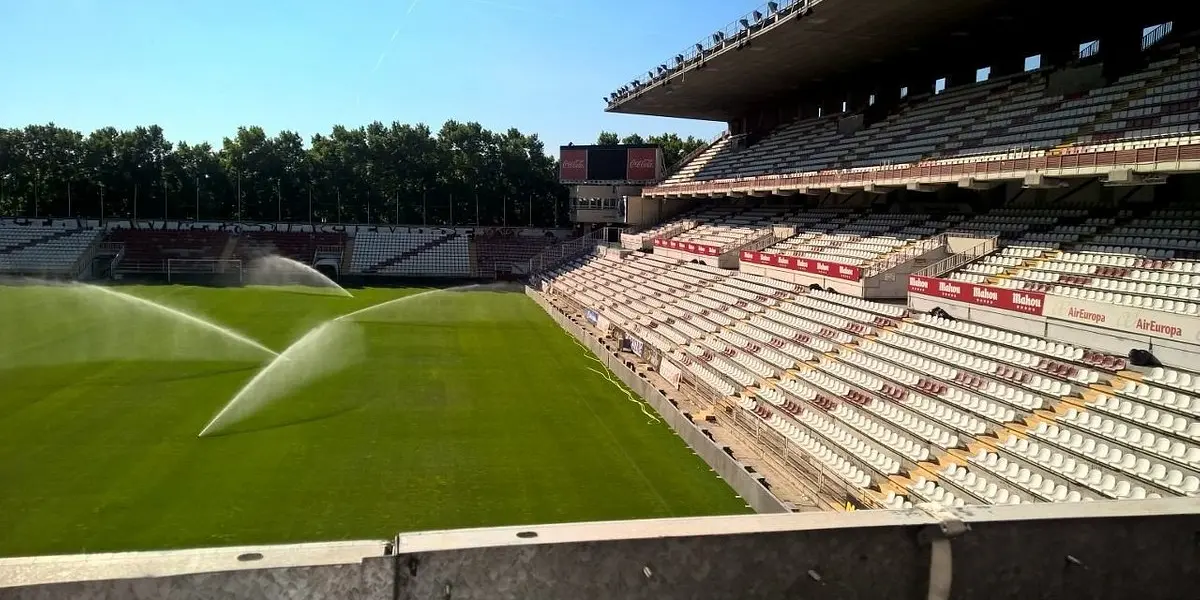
197, 402, 367, 439
0, 363, 263, 422
243, 285, 355, 298
0, 363, 262, 392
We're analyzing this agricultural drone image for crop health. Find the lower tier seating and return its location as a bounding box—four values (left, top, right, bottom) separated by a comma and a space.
540, 252, 1200, 509
0, 224, 102, 274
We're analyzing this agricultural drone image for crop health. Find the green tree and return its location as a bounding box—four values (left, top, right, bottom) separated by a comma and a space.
0, 120, 570, 227
592, 131, 709, 168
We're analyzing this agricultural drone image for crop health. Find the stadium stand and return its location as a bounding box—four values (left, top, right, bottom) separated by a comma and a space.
647, 45, 1200, 194
0, 220, 102, 275
234, 231, 344, 263
349, 228, 468, 276
473, 230, 557, 276
937, 206, 1200, 317
107, 228, 231, 272
540, 250, 1200, 509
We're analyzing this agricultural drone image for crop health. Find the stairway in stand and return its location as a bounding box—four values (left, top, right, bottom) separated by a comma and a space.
365, 233, 458, 273
0, 229, 77, 254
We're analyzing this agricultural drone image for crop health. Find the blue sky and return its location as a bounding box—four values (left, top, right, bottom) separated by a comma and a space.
0, 0, 765, 152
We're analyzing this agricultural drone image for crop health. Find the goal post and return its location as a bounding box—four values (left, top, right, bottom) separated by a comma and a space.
166, 258, 244, 284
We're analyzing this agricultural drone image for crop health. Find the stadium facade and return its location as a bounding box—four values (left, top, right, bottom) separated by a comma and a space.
4, 0, 1200, 597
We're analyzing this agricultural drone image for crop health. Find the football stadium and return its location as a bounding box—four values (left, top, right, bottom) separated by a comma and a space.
3, 0, 1200, 598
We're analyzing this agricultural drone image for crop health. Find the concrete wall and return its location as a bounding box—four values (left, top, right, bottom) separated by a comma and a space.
1, 558, 393, 600
10, 499, 1198, 599
945, 236, 994, 254
525, 287, 791, 514
653, 247, 739, 269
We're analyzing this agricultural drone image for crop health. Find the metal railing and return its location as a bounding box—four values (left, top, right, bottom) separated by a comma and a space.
663, 132, 729, 181
660, 220, 699, 239
1079, 40, 1100, 60
862, 234, 947, 278
607, 0, 821, 107
527, 228, 611, 275
741, 232, 779, 253
915, 236, 998, 278
1142, 21, 1173, 50
71, 236, 108, 279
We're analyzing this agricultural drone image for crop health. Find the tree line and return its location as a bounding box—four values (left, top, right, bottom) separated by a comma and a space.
0, 122, 711, 227
595, 131, 708, 166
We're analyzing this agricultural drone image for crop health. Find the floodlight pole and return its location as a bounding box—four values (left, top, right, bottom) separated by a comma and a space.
422, 190, 427, 226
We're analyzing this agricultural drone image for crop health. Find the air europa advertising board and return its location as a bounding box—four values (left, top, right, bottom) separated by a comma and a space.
1042, 295, 1198, 342
908, 274, 1200, 342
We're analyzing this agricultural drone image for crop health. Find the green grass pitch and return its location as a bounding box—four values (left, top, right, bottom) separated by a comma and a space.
0, 284, 749, 557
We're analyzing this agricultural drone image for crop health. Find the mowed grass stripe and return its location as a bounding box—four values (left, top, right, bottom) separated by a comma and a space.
0, 285, 747, 556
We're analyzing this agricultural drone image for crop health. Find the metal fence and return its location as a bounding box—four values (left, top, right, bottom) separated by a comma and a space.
915, 236, 998, 278
527, 228, 613, 275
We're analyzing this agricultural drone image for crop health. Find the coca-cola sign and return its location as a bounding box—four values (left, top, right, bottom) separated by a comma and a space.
626, 148, 659, 181
559, 148, 588, 182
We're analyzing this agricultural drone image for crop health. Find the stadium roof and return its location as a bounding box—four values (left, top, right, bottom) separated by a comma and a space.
607, 0, 1181, 121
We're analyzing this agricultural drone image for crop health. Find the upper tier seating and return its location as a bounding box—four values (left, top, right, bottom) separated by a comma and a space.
350, 229, 468, 276
540, 253, 1200, 509
0, 222, 101, 274
663, 47, 1200, 186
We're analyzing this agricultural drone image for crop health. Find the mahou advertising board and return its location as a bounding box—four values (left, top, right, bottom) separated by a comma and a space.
740, 251, 863, 282
908, 275, 1200, 343
906, 276, 1045, 315
654, 237, 722, 256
